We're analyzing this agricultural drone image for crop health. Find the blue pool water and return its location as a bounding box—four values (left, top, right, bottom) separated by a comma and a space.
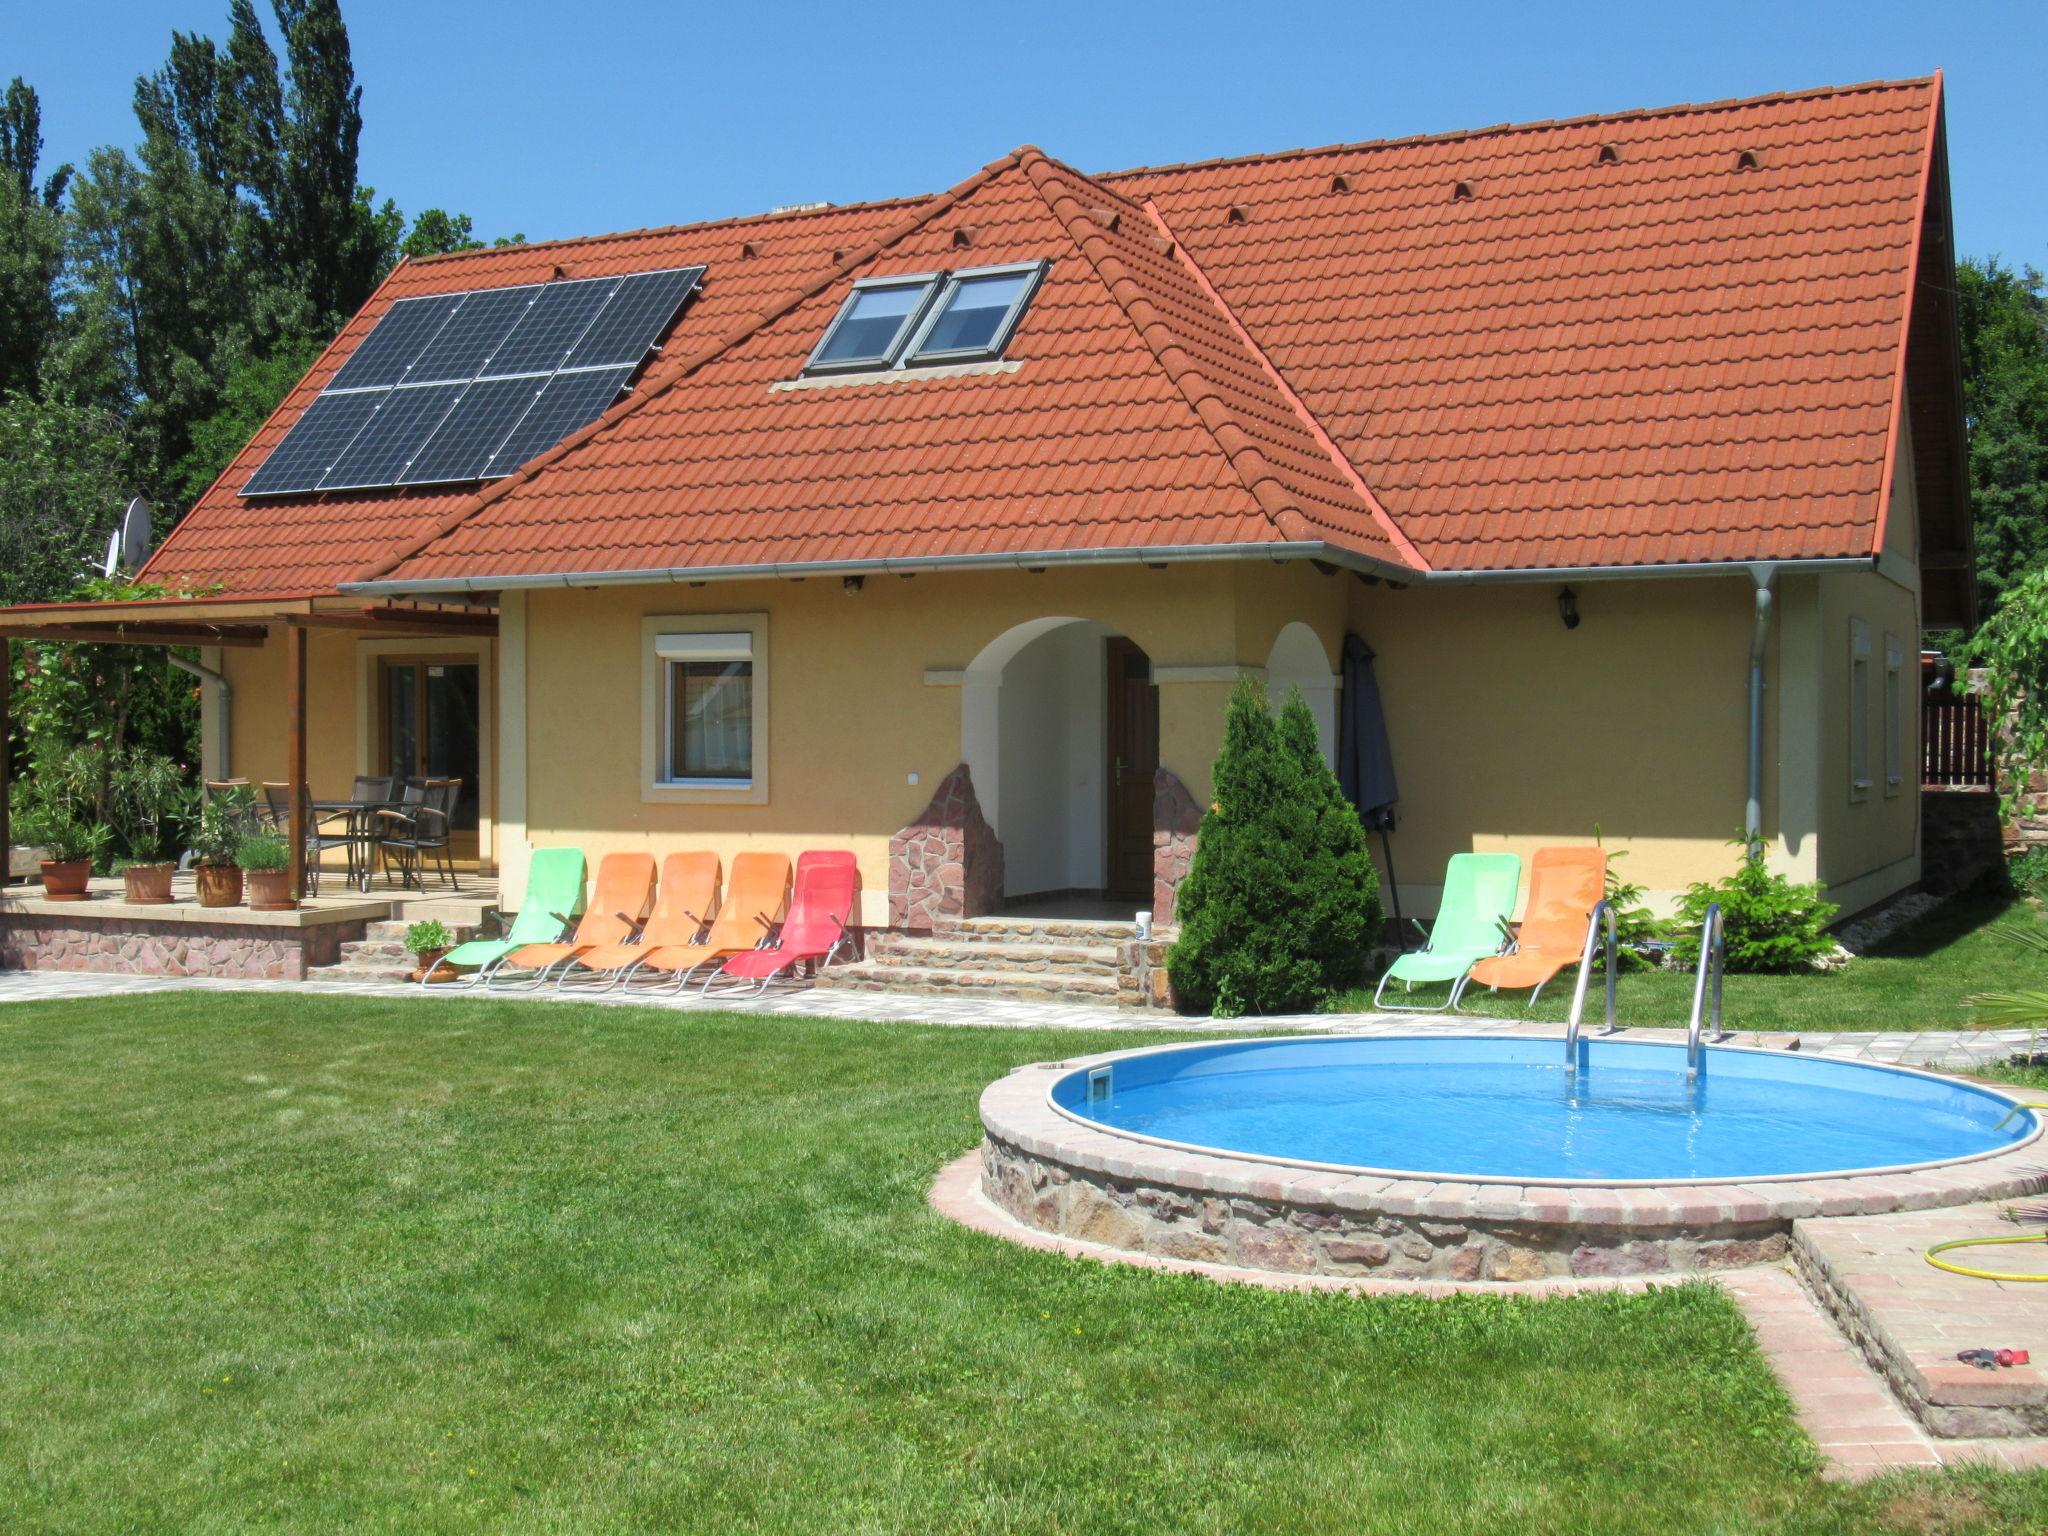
1051, 1037, 2036, 1183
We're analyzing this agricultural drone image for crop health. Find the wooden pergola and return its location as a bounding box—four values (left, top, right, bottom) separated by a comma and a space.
0, 594, 497, 901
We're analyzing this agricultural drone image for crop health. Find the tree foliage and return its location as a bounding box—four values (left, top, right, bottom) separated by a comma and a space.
1168, 678, 1382, 1015
0, 392, 134, 604
1958, 258, 2048, 614
1671, 833, 1838, 974
1957, 560, 2048, 818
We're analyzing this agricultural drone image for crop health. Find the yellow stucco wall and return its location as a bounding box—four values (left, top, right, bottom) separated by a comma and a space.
1815, 568, 1920, 899
514, 564, 1317, 922
1348, 575, 1764, 913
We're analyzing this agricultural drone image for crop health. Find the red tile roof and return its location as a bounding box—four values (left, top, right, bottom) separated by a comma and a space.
138, 77, 1953, 598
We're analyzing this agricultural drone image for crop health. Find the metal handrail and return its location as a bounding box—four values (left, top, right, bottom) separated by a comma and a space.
1564, 899, 1617, 1070
1687, 902, 1725, 1077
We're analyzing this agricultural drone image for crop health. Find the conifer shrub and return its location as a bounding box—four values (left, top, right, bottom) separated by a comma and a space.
1167, 678, 1382, 1015
1670, 832, 1838, 973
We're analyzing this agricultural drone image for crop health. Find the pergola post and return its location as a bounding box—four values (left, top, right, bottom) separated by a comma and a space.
286, 622, 307, 901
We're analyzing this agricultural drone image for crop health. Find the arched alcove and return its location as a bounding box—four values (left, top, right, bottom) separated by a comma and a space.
1265, 621, 1340, 768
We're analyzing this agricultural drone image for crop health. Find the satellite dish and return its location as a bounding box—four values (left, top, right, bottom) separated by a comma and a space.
102, 498, 152, 578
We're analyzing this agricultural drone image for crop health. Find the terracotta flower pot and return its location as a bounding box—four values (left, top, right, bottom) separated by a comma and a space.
195, 863, 244, 908
411, 947, 451, 983
121, 863, 176, 905
244, 868, 296, 912
39, 858, 93, 901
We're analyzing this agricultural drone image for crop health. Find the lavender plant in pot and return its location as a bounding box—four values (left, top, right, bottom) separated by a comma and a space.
237, 831, 295, 912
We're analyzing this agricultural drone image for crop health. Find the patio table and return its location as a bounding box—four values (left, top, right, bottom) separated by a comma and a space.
309, 799, 395, 894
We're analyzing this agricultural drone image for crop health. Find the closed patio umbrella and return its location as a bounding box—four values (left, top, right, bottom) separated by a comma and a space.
1338, 633, 1403, 928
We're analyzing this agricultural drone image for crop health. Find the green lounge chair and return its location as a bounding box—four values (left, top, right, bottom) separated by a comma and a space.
1373, 852, 1521, 1012
420, 846, 586, 987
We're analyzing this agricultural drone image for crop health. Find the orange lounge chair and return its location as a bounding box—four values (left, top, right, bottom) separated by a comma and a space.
486, 851, 656, 988
701, 851, 858, 996
623, 850, 790, 992
559, 851, 721, 991
1464, 846, 1608, 1007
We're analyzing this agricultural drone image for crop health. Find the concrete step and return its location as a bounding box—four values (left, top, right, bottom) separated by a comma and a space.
931, 916, 1138, 945
305, 960, 412, 984
816, 961, 1120, 1004
365, 913, 490, 943
866, 935, 1120, 976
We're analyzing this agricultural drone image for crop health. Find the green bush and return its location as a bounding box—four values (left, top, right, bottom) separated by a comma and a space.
12, 803, 111, 865
234, 831, 290, 873
1167, 678, 1382, 1015
1670, 833, 1838, 973
1594, 825, 1665, 969
2007, 848, 2048, 903
193, 787, 254, 867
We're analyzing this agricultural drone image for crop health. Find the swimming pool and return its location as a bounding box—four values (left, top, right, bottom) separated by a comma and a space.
975, 1036, 2047, 1282
1047, 1036, 2036, 1185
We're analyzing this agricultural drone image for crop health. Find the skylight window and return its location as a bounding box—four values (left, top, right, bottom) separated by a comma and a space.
806, 275, 941, 371
906, 265, 1043, 363
803, 261, 1046, 376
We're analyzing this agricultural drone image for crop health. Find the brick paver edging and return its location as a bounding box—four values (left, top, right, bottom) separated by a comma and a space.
977, 1040, 2048, 1283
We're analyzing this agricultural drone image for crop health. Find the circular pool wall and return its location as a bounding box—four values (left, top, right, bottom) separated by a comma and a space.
978, 1036, 2046, 1283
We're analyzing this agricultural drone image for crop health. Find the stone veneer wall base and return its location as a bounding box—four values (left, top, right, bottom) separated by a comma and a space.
0, 913, 360, 980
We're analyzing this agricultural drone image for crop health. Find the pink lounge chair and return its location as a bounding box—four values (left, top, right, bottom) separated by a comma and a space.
700, 851, 857, 997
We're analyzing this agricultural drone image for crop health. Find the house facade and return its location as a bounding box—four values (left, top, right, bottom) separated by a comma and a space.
0, 78, 1972, 933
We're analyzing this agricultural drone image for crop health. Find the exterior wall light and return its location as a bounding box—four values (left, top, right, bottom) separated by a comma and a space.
1557, 587, 1580, 630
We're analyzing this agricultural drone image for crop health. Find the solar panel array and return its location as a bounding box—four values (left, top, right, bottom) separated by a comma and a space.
241, 266, 705, 497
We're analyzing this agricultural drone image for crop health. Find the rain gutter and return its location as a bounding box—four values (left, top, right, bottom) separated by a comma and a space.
168, 652, 233, 777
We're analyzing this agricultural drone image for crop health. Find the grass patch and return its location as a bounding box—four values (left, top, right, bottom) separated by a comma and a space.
1343, 893, 2048, 1034
0, 993, 2042, 1533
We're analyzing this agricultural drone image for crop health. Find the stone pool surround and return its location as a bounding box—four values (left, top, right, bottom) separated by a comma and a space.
976, 1038, 2048, 1283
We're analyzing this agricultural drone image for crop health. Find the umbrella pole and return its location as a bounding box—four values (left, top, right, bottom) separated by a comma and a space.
1377, 824, 1404, 931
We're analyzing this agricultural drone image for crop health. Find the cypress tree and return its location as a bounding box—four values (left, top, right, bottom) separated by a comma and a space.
1168, 677, 1381, 1015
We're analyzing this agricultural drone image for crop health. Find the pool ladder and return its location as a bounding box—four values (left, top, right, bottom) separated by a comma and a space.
1565, 901, 1725, 1078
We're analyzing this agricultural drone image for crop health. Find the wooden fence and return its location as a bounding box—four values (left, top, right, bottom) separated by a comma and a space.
1921, 657, 1993, 790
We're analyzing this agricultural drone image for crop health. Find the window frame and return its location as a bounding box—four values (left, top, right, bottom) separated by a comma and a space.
1883, 632, 1905, 797
801, 273, 944, 375
901, 260, 1049, 367
1848, 616, 1873, 803
640, 613, 768, 805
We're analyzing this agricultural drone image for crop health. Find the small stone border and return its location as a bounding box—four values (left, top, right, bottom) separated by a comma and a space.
977, 1043, 2048, 1283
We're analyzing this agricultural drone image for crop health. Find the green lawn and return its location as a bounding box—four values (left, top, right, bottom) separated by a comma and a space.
1344, 892, 2048, 1035
1, 995, 2043, 1534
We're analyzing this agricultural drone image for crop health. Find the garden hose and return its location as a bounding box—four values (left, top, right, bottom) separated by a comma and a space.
1921, 1102, 2048, 1281
1924, 1232, 2048, 1282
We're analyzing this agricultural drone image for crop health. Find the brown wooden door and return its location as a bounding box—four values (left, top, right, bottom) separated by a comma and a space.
1105, 637, 1159, 899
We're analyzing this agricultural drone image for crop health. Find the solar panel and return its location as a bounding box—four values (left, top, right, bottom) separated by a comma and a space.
398, 376, 545, 487
327, 294, 463, 391
563, 268, 703, 369
484, 365, 634, 476
239, 391, 385, 496
486, 279, 618, 376
317, 383, 465, 491
240, 264, 704, 498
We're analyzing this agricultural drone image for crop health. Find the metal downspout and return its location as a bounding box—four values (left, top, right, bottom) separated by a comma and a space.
169, 652, 232, 777
1746, 567, 1776, 840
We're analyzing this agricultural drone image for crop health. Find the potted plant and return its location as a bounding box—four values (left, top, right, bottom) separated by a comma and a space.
13, 806, 110, 901
108, 751, 194, 906
404, 918, 455, 982
236, 830, 295, 912
113, 856, 175, 904
193, 788, 251, 908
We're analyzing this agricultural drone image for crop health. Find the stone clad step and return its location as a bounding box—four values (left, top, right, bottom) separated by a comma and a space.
866, 935, 1120, 976
931, 916, 1139, 945
817, 961, 1120, 1003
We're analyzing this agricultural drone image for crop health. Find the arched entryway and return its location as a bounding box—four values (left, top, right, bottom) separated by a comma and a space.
962, 617, 1159, 904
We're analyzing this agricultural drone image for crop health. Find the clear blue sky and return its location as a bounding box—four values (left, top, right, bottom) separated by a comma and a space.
14, 1, 2048, 264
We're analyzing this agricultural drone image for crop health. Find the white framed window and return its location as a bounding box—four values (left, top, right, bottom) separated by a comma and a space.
1848, 617, 1872, 802
1884, 632, 1905, 796
641, 614, 768, 803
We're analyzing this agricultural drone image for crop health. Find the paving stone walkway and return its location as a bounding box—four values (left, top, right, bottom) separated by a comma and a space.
0, 967, 2034, 1070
